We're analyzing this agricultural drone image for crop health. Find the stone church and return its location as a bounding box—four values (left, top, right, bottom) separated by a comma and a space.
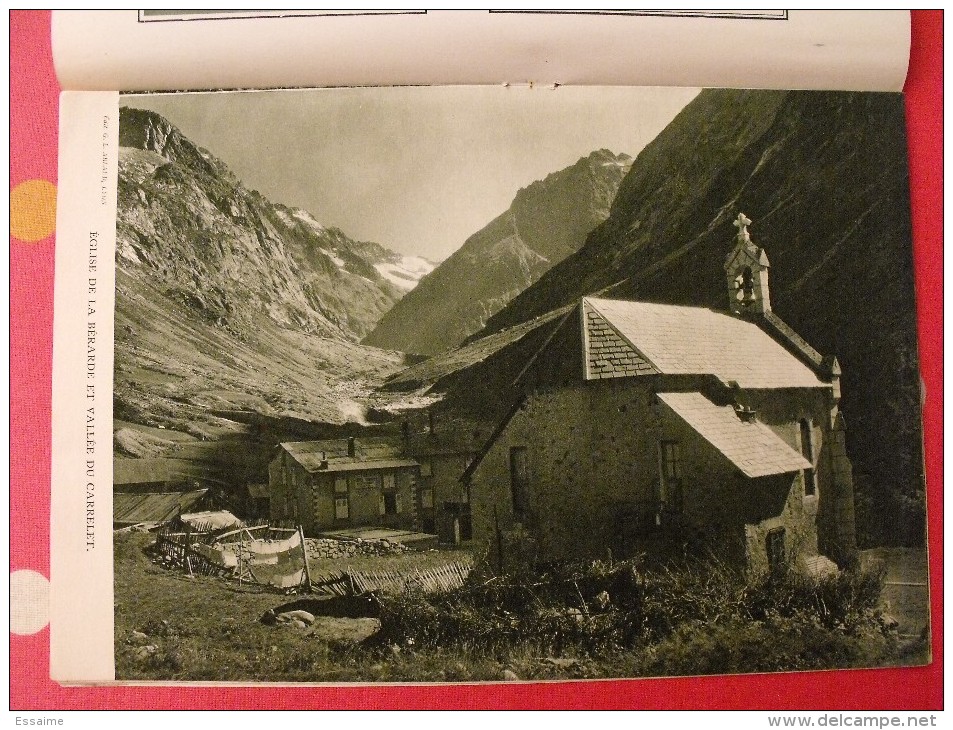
464, 215, 857, 574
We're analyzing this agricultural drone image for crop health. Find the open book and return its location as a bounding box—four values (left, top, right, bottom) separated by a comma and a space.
46, 10, 936, 704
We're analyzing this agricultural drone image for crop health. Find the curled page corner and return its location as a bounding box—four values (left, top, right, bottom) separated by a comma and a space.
52, 10, 910, 93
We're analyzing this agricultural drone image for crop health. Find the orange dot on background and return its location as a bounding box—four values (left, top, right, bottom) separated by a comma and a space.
11, 179, 57, 243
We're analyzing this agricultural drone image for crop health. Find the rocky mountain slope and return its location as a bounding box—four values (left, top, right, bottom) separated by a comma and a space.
117, 107, 432, 342
363, 149, 632, 355
410, 90, 923, 546
114, 107, 421, 438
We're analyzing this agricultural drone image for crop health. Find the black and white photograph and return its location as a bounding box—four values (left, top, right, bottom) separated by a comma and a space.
110, 85, 928, 682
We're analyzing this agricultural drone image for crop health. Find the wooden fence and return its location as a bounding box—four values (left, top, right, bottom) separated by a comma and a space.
308, 557, 474, 597
152, 521, 310, 589
152, 523, 474, 597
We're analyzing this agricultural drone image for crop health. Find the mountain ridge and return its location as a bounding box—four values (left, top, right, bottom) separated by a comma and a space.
117, 106, 433, 342
408, 90, 923, 546
363, 148, 632, 355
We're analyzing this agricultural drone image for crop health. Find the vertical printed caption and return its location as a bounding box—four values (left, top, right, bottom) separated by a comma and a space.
84, 108, 113, 550
51, 92, 119, 683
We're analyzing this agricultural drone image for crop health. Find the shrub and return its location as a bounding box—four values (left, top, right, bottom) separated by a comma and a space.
371, 556, 894, 674
640, 614, 896, 677
744, 563, 887, 631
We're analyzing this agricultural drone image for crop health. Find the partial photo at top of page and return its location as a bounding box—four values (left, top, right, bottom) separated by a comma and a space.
51, 9, 910, 92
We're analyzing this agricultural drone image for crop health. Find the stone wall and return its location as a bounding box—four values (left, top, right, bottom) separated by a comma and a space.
469, 378, 835, 572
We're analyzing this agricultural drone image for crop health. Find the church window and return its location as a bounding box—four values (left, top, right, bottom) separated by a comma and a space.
800, 419, 817, 496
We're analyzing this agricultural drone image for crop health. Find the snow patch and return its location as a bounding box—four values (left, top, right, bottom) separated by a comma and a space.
374, 256, 436, 291
292, 209, 325, 232
274, 208, 295, 227
324, 250, 347, 269
337, 398, 368, 425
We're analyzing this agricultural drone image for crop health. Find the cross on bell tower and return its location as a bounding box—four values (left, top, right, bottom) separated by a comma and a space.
724, 212, 771, 316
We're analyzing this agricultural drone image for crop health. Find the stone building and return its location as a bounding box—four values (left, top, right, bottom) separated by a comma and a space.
403, 415, 482, 544
269, 436, 420, 536
464, 215, 856, 574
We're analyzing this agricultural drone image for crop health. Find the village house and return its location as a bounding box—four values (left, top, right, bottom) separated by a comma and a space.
113, 457, 213, 529
403, 414, 482, 544
268, 436, 420, 536
463, 215, 857, 574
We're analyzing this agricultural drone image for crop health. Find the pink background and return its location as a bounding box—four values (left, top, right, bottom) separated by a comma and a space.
10, 9, 943, 709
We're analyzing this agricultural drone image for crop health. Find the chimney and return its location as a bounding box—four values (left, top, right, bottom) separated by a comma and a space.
428, 411, 436, 435
347, 437, 356, 458
728, 380, 757, 422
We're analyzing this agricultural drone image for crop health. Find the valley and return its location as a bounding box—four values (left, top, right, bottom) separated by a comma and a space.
114, 89, 925, 549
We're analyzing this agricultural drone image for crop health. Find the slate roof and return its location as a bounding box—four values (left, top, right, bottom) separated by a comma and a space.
279, 438, 418, 474
585, 304, 659, 378
657, 391, 811, 478
113, 489, 208, 526
761, 311, 826, 370
584, 297, 827, 389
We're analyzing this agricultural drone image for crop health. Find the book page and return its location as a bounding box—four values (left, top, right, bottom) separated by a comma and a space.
52, 10, 910, 92
50, 82, 928, 685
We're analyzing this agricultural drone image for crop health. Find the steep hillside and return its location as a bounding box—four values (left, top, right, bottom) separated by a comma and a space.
114, 107, 417, 439
114, 269, 406, 443
363, 149, 632, 355
428, 90, 924, 546
117, 107, 430, 341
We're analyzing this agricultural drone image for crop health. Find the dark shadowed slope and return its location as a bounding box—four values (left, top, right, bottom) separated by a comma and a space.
438, 90, 923, 545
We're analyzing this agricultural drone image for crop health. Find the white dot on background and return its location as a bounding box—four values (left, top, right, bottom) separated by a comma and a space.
10, 569, 50, 635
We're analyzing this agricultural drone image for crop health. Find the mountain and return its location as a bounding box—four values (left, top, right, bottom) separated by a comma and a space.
362, 149, 632, 355
117, 106, 429, 341
114, 107, 416, 439
399, 90, 923, 546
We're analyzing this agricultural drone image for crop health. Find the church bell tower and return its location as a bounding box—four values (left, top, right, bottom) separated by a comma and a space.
724, 213, 771, 316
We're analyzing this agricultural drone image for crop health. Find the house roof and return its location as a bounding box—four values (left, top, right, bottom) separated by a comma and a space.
179, 510, 242, 531
405, 415, 490, 457
760, 311, 826, 370
657, 391, 811, 478
278, 438, 418, 474
113, 489, 208, 526
247, 483, 269, 499
324, 459, 419, 473
113, 458, 207, 486
584, 297, 827, 389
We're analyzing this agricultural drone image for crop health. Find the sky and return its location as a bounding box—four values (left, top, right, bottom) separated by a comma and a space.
123, 86, 699, 261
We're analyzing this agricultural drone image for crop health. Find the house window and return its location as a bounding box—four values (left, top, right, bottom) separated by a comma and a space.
333, 476, 349, 520
420, 459, 433, 477
420, 487, 434, 510
509, 446, 530, 519
799, 419, 817, 496
658, 440, 683, 512
379, 472, 401, 516
334, 496, 349, 520
766, 528, 786, 571
379, 491, 401, 516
